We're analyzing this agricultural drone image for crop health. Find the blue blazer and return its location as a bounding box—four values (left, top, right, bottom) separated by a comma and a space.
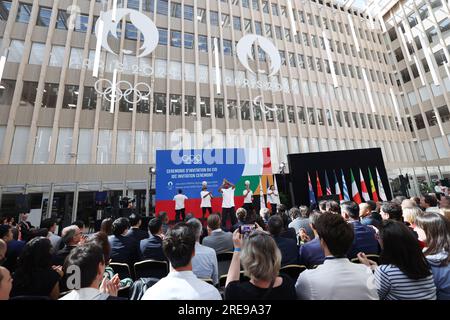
273, 236, 299, 266
140, 235, 166, 261
109, 234, 141, 266
347, 221, 380, 259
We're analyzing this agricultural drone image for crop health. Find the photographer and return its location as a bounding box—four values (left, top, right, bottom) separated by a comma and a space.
224, 226, 296, 300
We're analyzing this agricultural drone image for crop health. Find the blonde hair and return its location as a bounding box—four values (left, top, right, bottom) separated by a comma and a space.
240, 231, 281, 281
401, 199, 417, 210
441, 208, 450, 221
402, 206, 423, 225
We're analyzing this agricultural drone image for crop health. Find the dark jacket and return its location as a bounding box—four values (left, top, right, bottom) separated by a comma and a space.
140, 235, 166, 261
280, 227, 297, 242
347, 221, 380, 259
298, 237, 325, 268
3, 240, 26, 273
361, 212, 382, 229
126, 228, 149, 243
109, 234, 141, 266
53, 245, 77, 266
273, 236, 299, 266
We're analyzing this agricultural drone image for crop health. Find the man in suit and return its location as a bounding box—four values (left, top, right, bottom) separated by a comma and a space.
341, 201, 380, 259
108, 218, 141, 266
202, 214, 233, 254
53, 225, 84, 266
268, 215, 298, 266
298, 211, 325, 268
126, 214, 149, 244
359, 202, 381, 230
140, 218, 166, 261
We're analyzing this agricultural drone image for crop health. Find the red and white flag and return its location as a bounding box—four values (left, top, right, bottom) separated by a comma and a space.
359, 168, 370, 201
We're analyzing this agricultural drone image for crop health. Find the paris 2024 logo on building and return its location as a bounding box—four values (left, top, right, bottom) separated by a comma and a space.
236, 34, 282, 77
95, 8, 159, 58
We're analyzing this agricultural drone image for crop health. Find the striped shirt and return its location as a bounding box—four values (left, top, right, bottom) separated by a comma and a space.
375, 264, 436, 300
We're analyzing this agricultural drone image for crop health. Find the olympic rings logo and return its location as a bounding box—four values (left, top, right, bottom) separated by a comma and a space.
94, 79, 152, 104
181, 154, 202, 164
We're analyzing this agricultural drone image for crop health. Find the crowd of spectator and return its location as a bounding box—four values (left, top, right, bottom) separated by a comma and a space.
0, 193, 449, 300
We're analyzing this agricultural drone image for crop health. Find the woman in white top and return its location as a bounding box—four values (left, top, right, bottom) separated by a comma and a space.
267, 185, 280, 215
243, 180, 254, 215
200, 182, 213, 223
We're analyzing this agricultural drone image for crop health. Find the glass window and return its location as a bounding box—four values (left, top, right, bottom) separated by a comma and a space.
42, 83, 59, 108
16, 2, 32, 23
215, 99, 224, 118
233, 16, 241, 30
0, 1, 12, 21
184, 4, 194, 21
82, 87, 97, 110
221, 13, 230, 28
157, 0, 169, 15
77, 129, 92, 164
55, 128, 73, 164
7, 40, 24, 63
244, 18, 252, 33
116, 130, 131, 164
28, 42, 46, 65
241, 101, 250, 120
200, 97, 211, 117
198, 35, 208, 52
184, 32, 194, 49
10, 126, 29, 164
97, 129, 112, 164
170, 2, 182, 18
223, 39, 233, 55
154, 92, 167, 114
134, 131, 148, 164
62, 85, 79, 109
185, 95, 196, 117
37, 6, 52, 27
49, 45, 66, 67
0, 79, 15, 105
170, 30, 182, 47
158, 27, 168, 45
33, 127, 52, 164
271, 3, 278, 15
197, 8, 206, 23
210, 11, 219, 26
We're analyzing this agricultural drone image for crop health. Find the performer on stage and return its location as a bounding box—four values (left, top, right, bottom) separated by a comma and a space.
200, 181, 213, 222
267, 185, 280, 214
218, 178, 237, 230
242, 180, 254, 214
173, 189, 188, 222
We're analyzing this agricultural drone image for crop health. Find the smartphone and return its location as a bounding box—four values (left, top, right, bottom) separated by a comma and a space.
239, 224, 256, 238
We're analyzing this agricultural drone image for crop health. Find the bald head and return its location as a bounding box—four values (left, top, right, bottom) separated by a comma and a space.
0, 239, 6, 263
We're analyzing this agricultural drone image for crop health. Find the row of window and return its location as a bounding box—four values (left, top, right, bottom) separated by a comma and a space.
3, 123, 421, 166
7, 78, 406, 133
399, 45, 450, 85
412, 105, 450, 131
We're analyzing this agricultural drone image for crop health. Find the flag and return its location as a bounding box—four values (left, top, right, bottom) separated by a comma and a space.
368, 168, 379, 202
308, 172, 316, 206
341, 169, 350, 201
359, 168, 370, 201
350, 169, 362, 204
316, 171, 323, 198
333, 170, 343, 201
259, 176, 266, 209
324, 171, 332, 196
376, 167, 387, 201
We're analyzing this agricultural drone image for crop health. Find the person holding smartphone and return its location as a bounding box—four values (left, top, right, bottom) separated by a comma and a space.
219, 179, 237, 231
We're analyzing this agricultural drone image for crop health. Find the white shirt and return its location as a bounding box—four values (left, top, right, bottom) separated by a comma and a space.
173, 194, 188, 210
243, 189, 253, 203
435, 185, 443, 193
141, 270, 222, 300
200, 191, 212, 208
426, 206, 440, 213
221, 187, 235, 208
295, 258, 379, 300
59, 287, 109, 300
267, 190, 280, 204
191, 243, 219, 285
